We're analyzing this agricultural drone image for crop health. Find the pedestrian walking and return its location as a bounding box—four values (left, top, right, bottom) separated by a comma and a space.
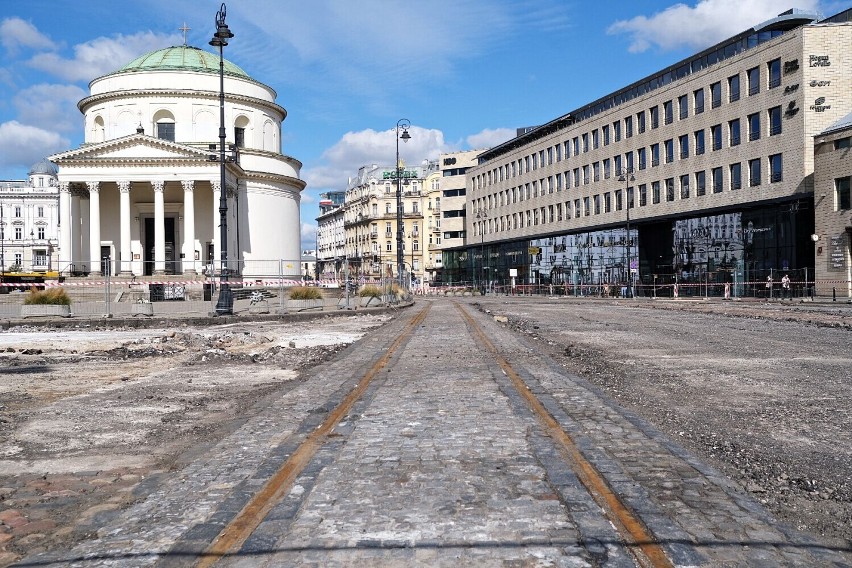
766, 275, 773, 299
781, 274, 791, 299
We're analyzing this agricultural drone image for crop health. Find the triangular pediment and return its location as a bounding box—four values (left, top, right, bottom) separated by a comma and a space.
49, 133, 212, 163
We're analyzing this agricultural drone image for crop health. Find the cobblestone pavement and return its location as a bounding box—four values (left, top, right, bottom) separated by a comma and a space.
16, 298, 851, 567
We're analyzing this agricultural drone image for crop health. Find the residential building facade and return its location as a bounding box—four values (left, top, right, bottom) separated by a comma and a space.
343, 162, 437, 283
0, 159, 61, 277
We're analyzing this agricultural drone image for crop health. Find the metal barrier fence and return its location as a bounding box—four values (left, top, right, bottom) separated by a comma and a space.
0, 271, 416, 320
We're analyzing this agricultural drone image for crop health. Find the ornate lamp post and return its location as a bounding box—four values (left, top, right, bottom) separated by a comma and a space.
617, 166, 635, 298
475, 208, 487, 291
210, 3, 234, 315
395, 119, 411, 288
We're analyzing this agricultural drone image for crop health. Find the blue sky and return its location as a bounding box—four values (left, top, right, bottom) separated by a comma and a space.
0, 0, 846, 249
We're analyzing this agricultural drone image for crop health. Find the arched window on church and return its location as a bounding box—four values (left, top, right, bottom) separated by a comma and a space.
153, 110, 176, 142
93, 116, 105, 143
234, 115, 250, 148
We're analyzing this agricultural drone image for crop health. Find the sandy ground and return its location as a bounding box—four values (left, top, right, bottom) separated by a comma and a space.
0, 314, 391, 565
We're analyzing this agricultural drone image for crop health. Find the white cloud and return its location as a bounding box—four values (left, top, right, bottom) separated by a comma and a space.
14, 83, 87, 133
0, 17, 56, 54
466, 128, 515, 150
304, 126, 449, 192
607, 0, 822, 53
0, 121, 68, 174
300, 222, 317, 243
28, 31, 181, 82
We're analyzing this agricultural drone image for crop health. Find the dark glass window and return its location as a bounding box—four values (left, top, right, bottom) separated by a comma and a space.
747, 66, 760, 95
728, 74, 740, 102
712, 167, 723, 193
637, 111, 646, 133
730, 163, 742, 189
769, 154, 783, 182
679, 135, 689, 159
665, 178, 675, 201
696, 171, 706, 196
749, 158, 761, 186
769, 106, 782, 135
156, 122, 175, 142
694, 88, 704, 114
837, 177, 851, 210
664, 100, 673, 124
748, 113, 760, 141
711, 125, 722, 150
680, 174, 690, 199
651, 143, 660, 166
729, 119, 741, 146
768, 58, 781, 89
665, 139, 674, 163
652, 181, 661, 204
234, 127, 245, 148
650, 106, 659, 129
710, 82, 721, 108
679, 94, 689, 119
695, 130, 705, 155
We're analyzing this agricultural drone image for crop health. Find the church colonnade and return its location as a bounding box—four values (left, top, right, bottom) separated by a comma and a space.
58, 178, 228, 277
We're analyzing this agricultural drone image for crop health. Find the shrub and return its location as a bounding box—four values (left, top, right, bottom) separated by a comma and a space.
357, 284, 381, 298
289, 286, 323, 300
23, 287, 71, 306
385, 283, 404, 299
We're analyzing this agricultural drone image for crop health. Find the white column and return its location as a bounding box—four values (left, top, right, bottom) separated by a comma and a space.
87, 182, 101, 276
70, 194, 82, 273
59, 183, 71, 274
153, 181, 166, 274
182, 180, 196, 274
118, 181, 132, 275
212, 180, 221, 272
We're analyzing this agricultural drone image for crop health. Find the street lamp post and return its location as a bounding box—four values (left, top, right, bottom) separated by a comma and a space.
617, 167, 635, 298
210, 3, 234, 315
475, 208, 487, 292
408, 231, 417, 289
395, 119, 411, 288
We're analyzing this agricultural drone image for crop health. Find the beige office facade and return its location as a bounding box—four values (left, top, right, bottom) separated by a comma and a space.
449, 9, 851, 296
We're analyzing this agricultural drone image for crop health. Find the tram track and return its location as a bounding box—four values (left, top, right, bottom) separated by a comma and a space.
189, 300, 675, 567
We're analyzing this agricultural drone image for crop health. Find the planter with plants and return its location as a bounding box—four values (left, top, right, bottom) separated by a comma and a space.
21, 287, 72, 318
357, 284, 383, 307
287, 286, 324, 311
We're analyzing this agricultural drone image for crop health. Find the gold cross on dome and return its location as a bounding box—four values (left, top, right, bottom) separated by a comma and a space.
179, 23, 191, 46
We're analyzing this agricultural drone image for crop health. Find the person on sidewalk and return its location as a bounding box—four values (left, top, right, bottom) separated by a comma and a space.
781, 274, 791, 300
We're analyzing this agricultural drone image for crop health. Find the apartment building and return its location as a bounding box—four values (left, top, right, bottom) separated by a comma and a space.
315, 191, 345, 279
0, 159, 61, 277
343, 162, 437, 282
454, 8, 851, 295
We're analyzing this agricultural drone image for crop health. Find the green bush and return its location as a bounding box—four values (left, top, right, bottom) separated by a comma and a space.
23, 287, 71, 306
357, 284, 382, 298
289, 286, 323, 300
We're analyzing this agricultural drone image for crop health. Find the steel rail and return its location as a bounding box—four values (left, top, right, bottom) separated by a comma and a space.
455, 302, 674, 568
195, 304, 431, 567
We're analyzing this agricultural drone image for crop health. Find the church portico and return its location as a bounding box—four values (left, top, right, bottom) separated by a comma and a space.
56, 171, 226, 278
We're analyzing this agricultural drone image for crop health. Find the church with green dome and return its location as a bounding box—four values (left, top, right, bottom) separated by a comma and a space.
49, 42, 304, 279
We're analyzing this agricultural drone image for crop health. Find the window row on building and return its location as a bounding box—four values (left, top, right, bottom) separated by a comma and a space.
472, 152, 784, 215
471, 154, 783, 237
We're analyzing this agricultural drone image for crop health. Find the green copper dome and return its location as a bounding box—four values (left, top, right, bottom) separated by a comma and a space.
117, 45, 250, 79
